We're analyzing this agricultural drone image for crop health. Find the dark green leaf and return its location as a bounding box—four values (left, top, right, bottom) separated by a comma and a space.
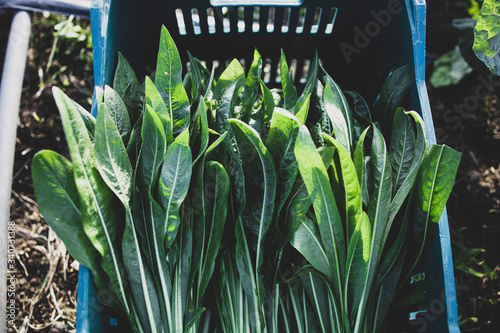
229, 119, 276, 271
265, 108, 300, 222
291, 216, 333, 282
31, 151, 104, 284
373, 65, 412, 133
294, 126, 345, 301
197, 161, 230, 302
280, 49, 298, 110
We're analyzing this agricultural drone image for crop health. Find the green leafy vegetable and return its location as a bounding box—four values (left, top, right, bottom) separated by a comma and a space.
473, 0, 500, 75
32, 26, 461, 333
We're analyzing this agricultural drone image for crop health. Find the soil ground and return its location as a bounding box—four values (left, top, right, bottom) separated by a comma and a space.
1, 0, 500, 332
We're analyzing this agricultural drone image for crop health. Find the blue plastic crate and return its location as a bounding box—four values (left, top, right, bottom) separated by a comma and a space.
76, 0, 460, 332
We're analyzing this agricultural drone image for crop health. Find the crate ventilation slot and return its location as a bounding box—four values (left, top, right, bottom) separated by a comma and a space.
174, 6, 337, 36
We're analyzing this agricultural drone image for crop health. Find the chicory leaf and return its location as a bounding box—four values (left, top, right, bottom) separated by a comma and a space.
52, 86, 131, 316
158, 129, 192, 248
294, 126, 346, 307
155, 26, 190, 136
280, 49, 298, 110
104, 85, 132, 146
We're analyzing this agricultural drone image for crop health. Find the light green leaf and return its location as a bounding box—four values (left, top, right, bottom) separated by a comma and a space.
155, 25, 190, 136
323, 133, 363, 241
430, 46, 473, 88
294, 126, 345, 303
345, 212, 371, 318
213, 58, 246, 101
473, 0, 500, 75
95, 102, 133, 205
410, 144, 461, 272
145, 76, 173, 144
71, 100, 95, 141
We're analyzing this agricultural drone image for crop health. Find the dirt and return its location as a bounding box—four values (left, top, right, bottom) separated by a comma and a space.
2, 1, 500, 332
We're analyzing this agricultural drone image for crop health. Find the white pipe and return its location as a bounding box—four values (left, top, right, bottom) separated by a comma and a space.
0, 10, 32, 332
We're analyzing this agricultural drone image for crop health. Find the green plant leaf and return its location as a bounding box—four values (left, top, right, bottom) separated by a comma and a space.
145, 76, 173, 144
344, 90, 371, 121
95, 101, 164, 332
113, 52, 142, 123
373, 65, 412, 133
234, 218, 266, 333
323, 133, 363, 241
240, 48, 262, 120
189, 133, 227, 299
71, 100, 95, 141
190, 95, 210, 166
126, 113, 143, 169
229, 119, 276, 271
141, 105, 167, 190
114, 52, 139, 99
294, 89, 311, 126
386, 109, 427, 243
103, 85, 132, 146
158, 129, 192, 248
248, 79, 275, 137
291, 216, 333, 282
121, 220, 164, 333
430, 46, 474, 88
137, 105, 166, 263
323, 81, 351, 155
186, 51, 206, 104
280, 49, 298, 110
345, 212, 371, 318
215, 80, 240, 134
213, 58, 246, 102
283, 175, 311, 244
95, 102, 133, 205
155, 25, 190, 136
52, 86, 130, 316
294, 126, 345, 306
473, 0, 500, 75
354, 125, 392, 331
265, 108, 300, 224
408, 144, 461, 275
197, 161, 230, 303
31, 151, 102, 281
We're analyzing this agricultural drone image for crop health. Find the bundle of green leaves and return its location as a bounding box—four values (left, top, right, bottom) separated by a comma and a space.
32, 26, 461, 333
